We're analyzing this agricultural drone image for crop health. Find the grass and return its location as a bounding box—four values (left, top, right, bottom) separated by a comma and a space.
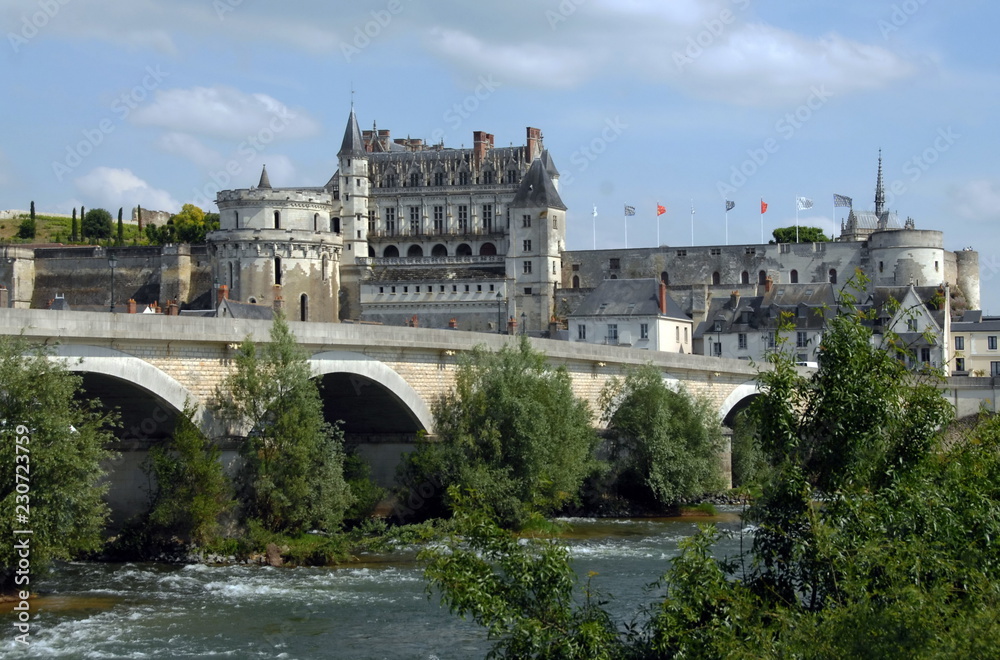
0, 213, 146, 245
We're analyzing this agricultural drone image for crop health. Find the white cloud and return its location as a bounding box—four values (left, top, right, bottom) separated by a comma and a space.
75, 167, 179, 213
130, 86, 320, 141
156, 132, 222, 168
953, 179, 1000, 223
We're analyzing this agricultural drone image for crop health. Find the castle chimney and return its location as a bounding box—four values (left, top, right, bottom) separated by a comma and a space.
658, 281, 667, 315
217, 284, 229, 305
526, 127, 542, 161
473, 131, 491, 166
167, 300, 179, 316
0, 285, 7, 309
127, 298, 137, 314
730, 290, 740, 308
764, 276, 773, 293
448, 318, 457, 329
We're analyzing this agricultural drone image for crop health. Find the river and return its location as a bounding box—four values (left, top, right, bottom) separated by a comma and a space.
2, 508, 749, 659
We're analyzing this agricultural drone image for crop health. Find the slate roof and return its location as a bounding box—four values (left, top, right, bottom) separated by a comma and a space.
338, 108, 366, 157
693, 283, 838, 339
217, 298, 274, 320
511, 157, 567, 210
257, 164, 271, 189
570, 278, 689, 321
369, 266, 504, 283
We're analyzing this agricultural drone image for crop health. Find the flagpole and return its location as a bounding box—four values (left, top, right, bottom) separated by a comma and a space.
795, 195, 799, 243
624, 206, 628, 249
656, 201, 660, 248
690, 199, 695, 247
592, 204, 597, 250
760, 198, 763, 244
725, 205, 729, 246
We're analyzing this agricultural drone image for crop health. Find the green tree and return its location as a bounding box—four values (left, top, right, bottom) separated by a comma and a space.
16, 216, 35, 240
771, 226, 830, 243
214, 314, 352, 534
117, 207, 124, 246
599, 364, 726, 508
82, 208, 113, 240
146, 406, 233, 546
0, 337, 116, 589
70, 208, 78, 242
400, 337, 599, 528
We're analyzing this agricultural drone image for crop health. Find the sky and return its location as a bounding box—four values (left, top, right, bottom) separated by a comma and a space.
2, 0, 999, 309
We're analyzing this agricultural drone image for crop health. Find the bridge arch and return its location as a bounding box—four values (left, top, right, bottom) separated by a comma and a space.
309, 351, 434, 435
718, 381, 761, 427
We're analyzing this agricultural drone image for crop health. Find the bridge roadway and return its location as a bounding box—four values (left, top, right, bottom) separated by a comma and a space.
4, 308, 995, 524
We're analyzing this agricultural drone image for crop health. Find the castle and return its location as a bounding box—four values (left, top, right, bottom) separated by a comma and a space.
0, 111, 980, 338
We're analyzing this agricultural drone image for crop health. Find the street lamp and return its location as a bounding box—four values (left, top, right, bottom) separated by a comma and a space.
496, 291, 504, 334
108, 252, 118, 313
521, 312, 527, 336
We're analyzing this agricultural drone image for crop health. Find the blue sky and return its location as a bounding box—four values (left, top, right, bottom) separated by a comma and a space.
3, 0, 999, 309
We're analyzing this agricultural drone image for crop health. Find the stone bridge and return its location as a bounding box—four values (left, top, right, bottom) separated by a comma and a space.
1, 308, 767, 524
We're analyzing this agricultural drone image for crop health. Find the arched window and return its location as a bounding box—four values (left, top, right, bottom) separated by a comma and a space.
407, 244, 424, 257
610, 274, 618, 279
759, 270, 767, 284
790, 269, 799, 284
300, 293, 308, 322
661, 272, 669, 285
228, 262, 234, 289
274, 211, 280, 229
829, 268, 837, 284
274, 257, 282, 285
456, 243, 472, 256
368, 245, 375, 257
741, 270, 749, 284
332, 217, 341, 234
383, 245, 399, 258
572, 275, 580, 289
314, 213, 319, 231
431, 244, 448, 257
712, 271, 721, 285
479, 242, 497, 256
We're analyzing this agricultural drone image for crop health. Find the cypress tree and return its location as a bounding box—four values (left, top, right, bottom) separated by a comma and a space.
80, 206, 85, 240
29, 201, 35, 222
117, 207, 124, 246
137, 205, 143, 232
71, 208, 78, 242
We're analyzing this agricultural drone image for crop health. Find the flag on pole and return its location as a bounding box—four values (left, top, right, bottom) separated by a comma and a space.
726, 200, 735, 212
833, 194, 852, 207
760, 200, 768, 214
796, 197, 814, 211
656, 204, 666, 216
624, 205, 636, 216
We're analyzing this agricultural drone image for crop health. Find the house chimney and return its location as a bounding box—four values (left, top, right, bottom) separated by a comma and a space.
127, 298, 137, 314
473, 131, 490, 166
167, 300, 179, 316
730, 290, 740, 308
217, 284, 229, 305
448, 318, 457, 329
507, 316, 517, 334
658, 281, 667, 315
0, 285, 7, 309
764, 276, 773, 293
273, 295, 285, 312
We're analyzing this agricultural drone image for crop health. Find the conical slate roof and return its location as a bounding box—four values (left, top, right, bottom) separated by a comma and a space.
540, 149, 559, 178
338, 107, 366, 157
257, 164, 271, 189
511, 157, 566, 210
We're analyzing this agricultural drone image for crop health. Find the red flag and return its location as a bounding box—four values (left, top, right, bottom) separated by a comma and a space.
656, 204, 666, 216
760, 200, 768, 214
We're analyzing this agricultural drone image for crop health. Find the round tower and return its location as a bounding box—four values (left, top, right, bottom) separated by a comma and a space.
209, 165, 342, 321
335, 107, 371, 320
955, 248, 981, 311
867, 229, 945, 289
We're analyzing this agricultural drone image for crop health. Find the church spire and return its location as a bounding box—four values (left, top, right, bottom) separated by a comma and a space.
257, 164, 271, 190
874, 149, 885, 216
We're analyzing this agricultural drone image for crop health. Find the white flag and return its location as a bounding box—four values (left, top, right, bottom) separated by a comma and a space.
796, 197, 814, 211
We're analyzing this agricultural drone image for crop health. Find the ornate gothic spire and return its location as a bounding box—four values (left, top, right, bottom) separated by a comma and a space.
874, 149, 885, 216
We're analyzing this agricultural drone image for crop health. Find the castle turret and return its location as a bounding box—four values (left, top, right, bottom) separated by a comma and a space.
508, 154, 566, 332
336, 107, 371, 320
